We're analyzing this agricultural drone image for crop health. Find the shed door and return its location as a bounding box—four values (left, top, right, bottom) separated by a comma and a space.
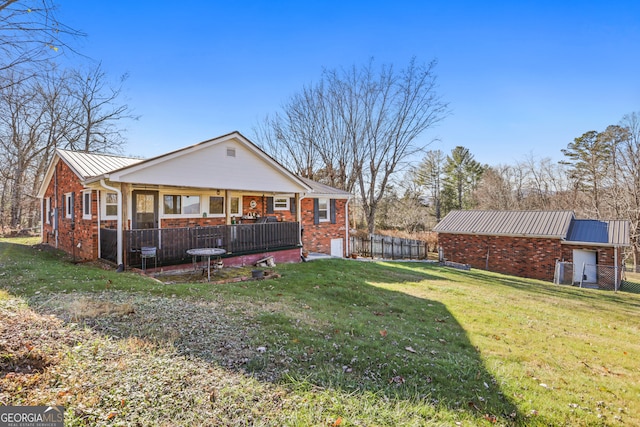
331, 238, 344, 257
573, 249, 597, 284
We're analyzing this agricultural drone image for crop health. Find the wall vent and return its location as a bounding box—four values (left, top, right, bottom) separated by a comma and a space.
226, 147, 236, 157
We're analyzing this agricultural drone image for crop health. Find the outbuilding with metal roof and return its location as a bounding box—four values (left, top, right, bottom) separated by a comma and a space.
433, 210, 630, 286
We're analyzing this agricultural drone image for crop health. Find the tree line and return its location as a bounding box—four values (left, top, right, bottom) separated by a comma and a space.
0, 1, 135, 230
400, 112, 640, 266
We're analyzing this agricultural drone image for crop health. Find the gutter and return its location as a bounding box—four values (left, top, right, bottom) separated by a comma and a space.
100, 179, 124, 268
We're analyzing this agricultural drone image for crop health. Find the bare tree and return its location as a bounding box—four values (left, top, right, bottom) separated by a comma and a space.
63, 64, 137, 153
0, 0, 83, 87
473, 165, 517, 210
617, 112, 640, 268
257, 58, 449, 233
413, 149, 445, 221
0, 64, 136, 229
599, 124, 629, 218
0, 72, 49, 227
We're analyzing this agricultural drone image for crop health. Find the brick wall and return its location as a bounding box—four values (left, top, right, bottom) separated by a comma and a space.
438, 233, 623, 282
42, 161, 98, 261
301, 198, 348, 256
438, 233, 563, 281
41, 163, 349, 261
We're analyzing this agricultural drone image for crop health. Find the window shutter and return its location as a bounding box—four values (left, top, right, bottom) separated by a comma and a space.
330, 199, 336, 224
71, 192, 75, 221
290, 197, 296, 214
60, 195, 65, 219
313, 198, 319, 225
266, 197, 274, 214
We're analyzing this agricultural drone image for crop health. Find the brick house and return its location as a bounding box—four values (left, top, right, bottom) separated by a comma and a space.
433, 210, 629, 285
37, 131, 351, 270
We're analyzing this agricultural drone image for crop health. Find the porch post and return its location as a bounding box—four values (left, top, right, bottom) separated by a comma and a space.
345, 198, 351, 257
225, 190, 230, 224
100, 179, 123, 267
614, 246, 619, 291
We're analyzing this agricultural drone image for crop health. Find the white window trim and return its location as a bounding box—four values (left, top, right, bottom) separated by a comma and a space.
45, 197, 51, 224
161, 193, 203, 218
318, 198, 330, 223
208, 195, 225, 217
102, 191, 118, 219
230, 195, 242, 216
65, 193, 73, 219
274, 196, 290, 211
82, 190, 92, 220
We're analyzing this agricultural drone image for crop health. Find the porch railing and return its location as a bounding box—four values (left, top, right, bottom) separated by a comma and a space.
100, 222, 300, 268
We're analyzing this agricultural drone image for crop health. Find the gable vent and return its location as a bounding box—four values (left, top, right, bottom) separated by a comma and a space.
226, 147, 236, 157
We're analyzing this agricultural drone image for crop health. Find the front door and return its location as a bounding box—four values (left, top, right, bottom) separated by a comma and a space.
132, 190, 158, 229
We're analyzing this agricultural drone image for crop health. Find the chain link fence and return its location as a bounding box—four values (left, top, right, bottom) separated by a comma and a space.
554, 261, 628, 292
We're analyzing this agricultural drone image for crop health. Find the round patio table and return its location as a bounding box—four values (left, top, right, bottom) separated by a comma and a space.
186, 248, 226, 281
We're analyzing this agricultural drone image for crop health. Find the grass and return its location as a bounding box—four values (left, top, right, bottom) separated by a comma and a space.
1, 238, 640, 426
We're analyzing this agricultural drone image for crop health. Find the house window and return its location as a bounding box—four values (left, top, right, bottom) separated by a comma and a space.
45, 198, 51, 224
65, 193, 73, 219
318, 198, 329, 222
164, 195, 181, 214
230, 196, 240, 216
82, 190, 92, 220
209, 196, 224, 215
274, 197, 289, 210
164, 195, 201, 215
182, 195, 200, 214
104, 192, 118, 217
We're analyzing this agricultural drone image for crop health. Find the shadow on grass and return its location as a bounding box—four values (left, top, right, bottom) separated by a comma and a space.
3, 243, 540, 425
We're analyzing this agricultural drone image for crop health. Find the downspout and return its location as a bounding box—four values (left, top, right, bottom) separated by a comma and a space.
97, 190, 101, 258
54, 164, 58, 248
100, 179, 123, 268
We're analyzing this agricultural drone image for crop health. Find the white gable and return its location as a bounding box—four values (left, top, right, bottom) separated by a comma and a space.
108, 133, 309, 193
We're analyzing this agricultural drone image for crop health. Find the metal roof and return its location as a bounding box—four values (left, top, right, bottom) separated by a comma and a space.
57, 149, 143, 180
566, 219, 630, 246
433, 210, 575, 238
299, 177, 352, 198
434, 210, 631, 247
56, 148, 349, 197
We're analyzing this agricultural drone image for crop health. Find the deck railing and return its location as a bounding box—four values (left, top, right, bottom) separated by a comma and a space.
100, 222, 300, 268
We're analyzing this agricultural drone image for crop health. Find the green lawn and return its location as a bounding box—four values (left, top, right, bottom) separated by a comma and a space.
1, 238, 639, 426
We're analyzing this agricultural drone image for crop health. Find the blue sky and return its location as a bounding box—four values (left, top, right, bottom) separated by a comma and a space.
56, 1, 640, 166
